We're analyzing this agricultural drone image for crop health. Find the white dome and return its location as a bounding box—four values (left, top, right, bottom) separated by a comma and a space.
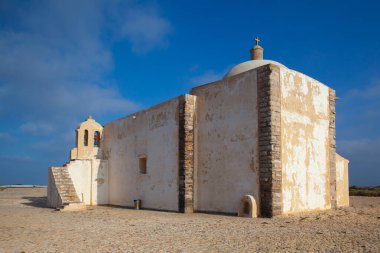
224, 60, 285, 79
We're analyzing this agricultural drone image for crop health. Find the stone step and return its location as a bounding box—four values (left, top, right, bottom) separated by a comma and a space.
57, 187, 76, 191
57, 184, 76, 188
55, 178, 71, 180
62, 197, 79, 200
61, 193, 78, 198
55, 181, 74, 184
54, 178, 72, 182
56, 182, 75, 186
52, 171, 69, 175
62, 196, 79, 199
63, 195, 80, 199
52, 166, 82, 207
57, 186, 76, 189
61, 194, 78, 197
56, 185, 75, 189
61, 202, 86, 211
54, 176, 71, 179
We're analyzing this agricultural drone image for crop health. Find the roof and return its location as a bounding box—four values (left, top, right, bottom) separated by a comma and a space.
224, 60, 286, 79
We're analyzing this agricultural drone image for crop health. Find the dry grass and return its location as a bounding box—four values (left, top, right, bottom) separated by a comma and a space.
350, 186, 380, 197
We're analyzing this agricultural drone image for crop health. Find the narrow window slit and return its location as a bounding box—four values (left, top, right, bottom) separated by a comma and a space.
139, 157, 147, 174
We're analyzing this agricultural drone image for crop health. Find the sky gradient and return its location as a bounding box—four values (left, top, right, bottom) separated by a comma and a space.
0, 0, 379, 186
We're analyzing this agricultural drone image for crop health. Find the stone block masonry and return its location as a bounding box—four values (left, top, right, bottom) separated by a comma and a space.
178, 94, 196, 213
329, 88, 337, 208
257, 64, 282, 217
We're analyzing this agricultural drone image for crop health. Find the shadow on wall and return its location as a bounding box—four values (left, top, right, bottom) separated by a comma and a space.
22, 196, 48, 208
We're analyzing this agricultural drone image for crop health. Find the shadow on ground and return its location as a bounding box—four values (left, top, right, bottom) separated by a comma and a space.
22, 196, 48, 208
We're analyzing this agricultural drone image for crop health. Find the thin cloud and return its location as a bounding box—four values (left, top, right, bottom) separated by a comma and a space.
337, 80, 380, 186
189, 64, 235, 86
0, 2, 144, 123
0, 0, 172, 184
337, 138, 380, 186
0, 155, 33, 162
0, 132, 12, 142
190, 70, 224, 85
120, 6, 172, 53
102, 1, 172, 53
345, 82, 380, 99
20, 122, 54, 136
0, 0, 169, 124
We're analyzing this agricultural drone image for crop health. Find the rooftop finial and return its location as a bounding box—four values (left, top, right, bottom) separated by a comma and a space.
250, 36, 264, 60
254, 36, 260, 46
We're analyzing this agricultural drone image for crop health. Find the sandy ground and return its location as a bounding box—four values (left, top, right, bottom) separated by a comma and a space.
0, 188, 379, 253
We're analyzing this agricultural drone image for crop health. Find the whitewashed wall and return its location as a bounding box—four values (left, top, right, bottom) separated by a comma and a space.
336, 154, 349, 207
280, 68, 331, 213
67, 160, 91, 203
102, 98, 180, 211
47, 167, 62, 208
67, 159, 108, 205
191, 69, 260, 214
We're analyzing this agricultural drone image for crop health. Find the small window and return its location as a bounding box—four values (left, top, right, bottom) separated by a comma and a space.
84, 130, 88, 146
94, 131, 100, 147
139, 157, 147, 174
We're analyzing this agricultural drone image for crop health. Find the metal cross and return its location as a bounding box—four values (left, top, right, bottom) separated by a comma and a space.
254, 36, 260, 46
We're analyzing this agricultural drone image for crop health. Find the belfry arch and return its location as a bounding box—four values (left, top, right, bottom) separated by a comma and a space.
70, 115, 103, 160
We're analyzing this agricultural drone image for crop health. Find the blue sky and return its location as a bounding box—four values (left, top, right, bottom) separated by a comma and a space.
0, 0, 379, 186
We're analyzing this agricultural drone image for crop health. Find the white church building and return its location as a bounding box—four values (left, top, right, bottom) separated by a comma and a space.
47, 40, 349, 217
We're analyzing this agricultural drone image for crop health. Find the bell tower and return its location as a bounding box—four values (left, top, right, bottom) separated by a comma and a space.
70, 115, 103, 160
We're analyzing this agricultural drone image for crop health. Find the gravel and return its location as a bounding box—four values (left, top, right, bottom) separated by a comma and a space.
0, 188, 379, 252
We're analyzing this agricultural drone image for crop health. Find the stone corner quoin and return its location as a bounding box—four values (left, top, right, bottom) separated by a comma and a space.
257, 64, 282, 217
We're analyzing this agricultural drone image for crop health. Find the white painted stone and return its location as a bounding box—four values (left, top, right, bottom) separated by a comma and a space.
47, 45, 349, 217
280, 68, 331, 214
336, 154, 349, 207
191, 70, 260, 214
102, 98, 181, 211
238, 195, 257, 218
47, 168, 62, 208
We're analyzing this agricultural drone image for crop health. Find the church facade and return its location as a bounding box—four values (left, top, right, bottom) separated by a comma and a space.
47, 41, 349, 217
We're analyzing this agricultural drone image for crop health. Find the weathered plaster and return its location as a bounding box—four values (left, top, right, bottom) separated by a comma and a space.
66, 160, 91, 204
47, 44, 349, 217
280, 68, 331, 214
336, 154, 349, 207
65, 159, 108, 205
191, 69, 260, 214
102, 97, 182, 211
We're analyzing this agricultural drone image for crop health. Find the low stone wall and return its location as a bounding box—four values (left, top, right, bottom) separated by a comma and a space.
47, 167, 62, 208
336, 154, 349, 207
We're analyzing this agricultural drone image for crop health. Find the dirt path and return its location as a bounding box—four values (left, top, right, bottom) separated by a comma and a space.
0, 188, 379, 252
